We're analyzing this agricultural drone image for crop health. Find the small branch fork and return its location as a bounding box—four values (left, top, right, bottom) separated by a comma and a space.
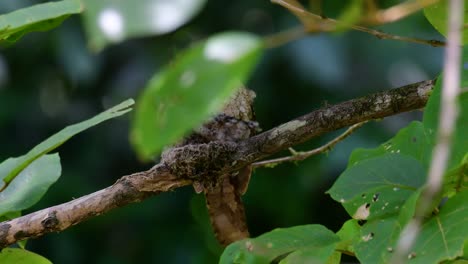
252, 122, 367, 169
0, 80, 435, 248
265, 0, 445, 48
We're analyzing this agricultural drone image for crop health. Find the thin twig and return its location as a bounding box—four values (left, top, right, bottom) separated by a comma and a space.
252, 122, 367, 168
371, 0, 439, 24
392, 0, 463, 262
269, 0, 445, 47
264, 26, 307, 49
0, 80, 435, 248
349, 24, 445, 47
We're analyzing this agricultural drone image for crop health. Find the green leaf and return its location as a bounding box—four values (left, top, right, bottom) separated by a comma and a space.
348, 121, 432, 169
328, 154, 426, 220
354, 215, 399, 263
407, 190, 468, 263
0, 99, 133, 189
0, 248, 51, 264
444, 260, 468, 264
81, 0, 207, 51
0, 211, 20, 222
422, 76, 468, 172
424, 0, 468, 44
0, 154, 61, 216
353, 191, 420, 264
335, 0, 364, 32
0, 212, 27, 248
131, 32, 263, 159
442, 161, 468, 197
17, 239, 27, 249
220, 225, 339, 264
336, 219, 361, 254
353, 190, 468, 264
0, 0, 83, 43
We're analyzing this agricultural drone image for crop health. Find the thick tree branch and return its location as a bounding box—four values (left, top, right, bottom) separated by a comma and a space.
236, 79, 434, 163
0, 79, 435, 247
0, 164, 191, 248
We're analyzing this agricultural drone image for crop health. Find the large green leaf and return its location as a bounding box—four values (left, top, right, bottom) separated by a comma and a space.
328, 154, 426, 221
354, 191, 468, 264
422, 77, 468, 172
0, 99, 133, 189
0, 0, 83, 43
424, 0, 468, 44
220, 225, 339, 264
81, 0, 207, 51
0, 248, 51, 264
353, 190, 420, 263
131, 32, 263, 159
409, 190, 468, 263
349, 121, 432, 169
0, 154, 60, 217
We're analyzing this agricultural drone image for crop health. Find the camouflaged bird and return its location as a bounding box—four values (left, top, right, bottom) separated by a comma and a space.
179, 87, 258, 245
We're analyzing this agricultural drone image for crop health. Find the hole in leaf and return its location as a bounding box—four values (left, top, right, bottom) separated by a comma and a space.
353, 203, 370, 220
372, 193, 380, 202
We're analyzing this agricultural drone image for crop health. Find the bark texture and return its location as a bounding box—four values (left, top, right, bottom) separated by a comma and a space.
0, 80, 435, 248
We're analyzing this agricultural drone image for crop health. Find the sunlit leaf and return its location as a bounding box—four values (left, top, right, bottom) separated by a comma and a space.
131, 32, 263, 159
220, 225, 339, 264
0, 0, 83, 43
0, 248, 51, 264
81, 0, 207, 51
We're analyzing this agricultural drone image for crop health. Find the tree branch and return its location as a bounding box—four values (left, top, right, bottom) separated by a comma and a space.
0, 164, 191, 248
0, 79, 435, 247
236, 80, 434, 163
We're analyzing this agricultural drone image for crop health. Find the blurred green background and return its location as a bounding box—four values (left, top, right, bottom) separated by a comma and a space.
0, 0, 444, 263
